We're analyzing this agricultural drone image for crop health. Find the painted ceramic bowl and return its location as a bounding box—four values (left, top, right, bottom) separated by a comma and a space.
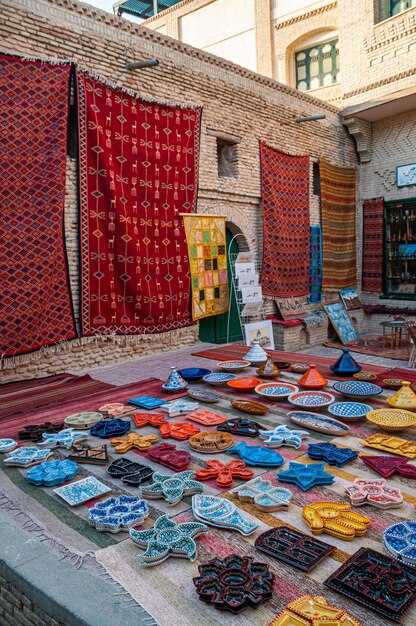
227, 377, 262, 392
328, 402, 372, 421
216, 360, 251, 372
366, 408, 416, 432
290, 363, 309, 374
203, 373, 237, 387
353, 372, 378, 382
254, 382, 299, 400
177, 368, 211, 381
333, 380, 383, 399
288, 390, 335, 410
273, 361, 291, 370
383, 378, 410, 390
187, 388, 220, 403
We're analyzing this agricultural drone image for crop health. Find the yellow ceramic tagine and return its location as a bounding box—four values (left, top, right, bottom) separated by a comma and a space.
269, 595, 363, 626
387, 381, 416, 411
257, 357, 280, 379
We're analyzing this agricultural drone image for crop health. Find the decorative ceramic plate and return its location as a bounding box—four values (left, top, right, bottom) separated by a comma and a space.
185, 410, 228, 426
177, 368, 211, 381
270, 594, 363, 626
328, 402, 372, 421
192, 494, 259, 536
189, 431, 234, 454
353, 372, 377, 381
366, 408, 416, 431
288, 390, 335, 409
4, 447, 53, 467
255, 527, 334, 571
26, 459, 79, 487
128, 396, 168, 409
226, 377, 262, 392
187, 388, 220, 403
254, 382, 299, 400
147, 443, 191, 471
361, 433, 416, 458
288, 411, 350, 436
64, 412, 103, 429
98, 404, 126, 416
54, 476, 111, 506
89, 495, 149, 533
383, 378, 409, 389
274, 361, 290, 370
203, 373, 237, 386
290, 363, 309, 374
0, 439, 18, 453
332, 380, 383, 398
216, 360, 251, 372
383, 521, 416, 567
230, 400, 268, 415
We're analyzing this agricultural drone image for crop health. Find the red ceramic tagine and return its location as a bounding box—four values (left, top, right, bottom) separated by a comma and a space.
298, 364, 328, 390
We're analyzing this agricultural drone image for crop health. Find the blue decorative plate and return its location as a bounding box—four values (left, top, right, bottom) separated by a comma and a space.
333, 381, 383, 398
54, 476, 111, 506
254, 382, 298, 399
383, 521, 416, 567
26, 459, 79, 487
288, 390, 335, 409
203, 373, 237, 386
128, 396, 168, 409
177, 368, 211, 381
187, 388, 220, 403
328, 402, 372, 421
288, 411, 350, 436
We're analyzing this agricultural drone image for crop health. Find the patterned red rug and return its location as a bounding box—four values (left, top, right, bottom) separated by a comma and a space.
77, 70, 201, 336
0, 55, 76, 358
324, 338, 410, 361
320, 159, 357, 290
362, 197, 384, 292
259, 142, 310, 297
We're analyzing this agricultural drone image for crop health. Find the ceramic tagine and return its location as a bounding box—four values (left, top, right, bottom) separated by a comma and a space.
257, 357, 280, 379
387, 381, 416, 411
162, 366, 188, 392
298, 364, 328, 390
330, 348, 361, 376
244, 340, 267, 366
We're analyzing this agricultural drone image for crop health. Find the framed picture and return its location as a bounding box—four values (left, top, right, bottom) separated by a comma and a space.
397, 163, 416, 188
339, 288, 362, 311
275, 296, 308, 320
324, 301, 360, 345
244, 320, 275, 350
241, 285, 263, 304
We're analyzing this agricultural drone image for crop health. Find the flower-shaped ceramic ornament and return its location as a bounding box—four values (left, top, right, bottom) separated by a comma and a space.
90, 419, 131, 438
64, 412, 102, 429
303, 502, 370, 540
236, 478, 292, 512
308, 442, 359, 467
4, 447, 53, 467
159, 422, 201, 441
130, 514, 207, 566
0, 439, 17, 453
140, 471, 204, 505
383, 521, 416, 567
159, 399, 199, 417
89, 495, 149, 533
345, 478, 403, 509
192, 495, 259, 536
110, 432, 159, 453
26, 459, 79, 487
193, 554, 274, 613
277, 462, 335, 491
38, 428, 88, 450
259, 424, 308, 449
195, 460, 254, 488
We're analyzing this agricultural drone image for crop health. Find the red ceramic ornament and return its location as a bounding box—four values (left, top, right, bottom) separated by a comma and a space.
195, 459, 254, 487
298, 364, 328, 390
159, 422, 201, 441
132, 413, 166, 428
146, 443, 190, 471
361, 455, 416, 479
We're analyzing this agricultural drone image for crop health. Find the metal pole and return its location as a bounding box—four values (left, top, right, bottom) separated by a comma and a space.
293, 114, 326, 123
125, 59, 160, 70
153, 0, 158, 15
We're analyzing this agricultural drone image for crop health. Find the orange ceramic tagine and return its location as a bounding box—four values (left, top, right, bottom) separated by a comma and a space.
298, 364, 328, 390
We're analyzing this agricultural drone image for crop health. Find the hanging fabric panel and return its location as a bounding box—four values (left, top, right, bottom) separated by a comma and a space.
362, 197, 384, 292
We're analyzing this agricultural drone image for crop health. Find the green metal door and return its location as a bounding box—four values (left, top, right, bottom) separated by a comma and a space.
199, 228, 243, 343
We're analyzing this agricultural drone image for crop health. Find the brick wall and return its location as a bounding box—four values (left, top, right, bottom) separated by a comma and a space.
0, 575, 63, 626
0, 0, 356, 381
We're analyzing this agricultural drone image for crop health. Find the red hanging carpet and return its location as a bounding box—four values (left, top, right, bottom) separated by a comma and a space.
77, 70, 201, 336
0, 55, 76, 358
362, 197, 384, 292
1, 377, 187, 440
320, 159, 357, 290
259, 142, 310, 297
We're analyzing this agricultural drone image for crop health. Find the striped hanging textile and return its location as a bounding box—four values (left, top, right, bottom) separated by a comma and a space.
309, 225, 322, 303
362, 197, 384, 292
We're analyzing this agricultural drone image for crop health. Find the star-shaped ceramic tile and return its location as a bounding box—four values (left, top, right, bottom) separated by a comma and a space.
259, 425, 308, 449
235, 477, 292, 511
130, 514, 207, 566
159, 400, 199, 418
110, 432, 159, 453
38, 428, 88, 450
141, 470, 204, 505
4, 447, 53, 467
308, 442, 359, 467
277, 462, 335, 491
195, 459, 254, 487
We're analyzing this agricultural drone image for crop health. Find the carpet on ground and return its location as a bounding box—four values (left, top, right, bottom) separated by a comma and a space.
0, 55, 76, 359
362, 197, 384, 293
182, 214, 229, 320
320, 158, 357, 291
259, 142, 310, 297
77, 69, 201, 337
324, 338, 411, 361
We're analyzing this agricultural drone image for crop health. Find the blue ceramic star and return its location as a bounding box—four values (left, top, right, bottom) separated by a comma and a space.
130, 514, 207, 566
4, 447, 53, 467
38, 428, 88, 449
89, 495, 149, 533
259, 425, 308, 449
308, 442, 359, 467
141, 470, 204, 506
277, 461, 335, 491
26, 459, 79, 487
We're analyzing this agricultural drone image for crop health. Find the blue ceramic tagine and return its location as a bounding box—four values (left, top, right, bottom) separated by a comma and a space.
162, 366, 188, 392
330, 348, 362, 376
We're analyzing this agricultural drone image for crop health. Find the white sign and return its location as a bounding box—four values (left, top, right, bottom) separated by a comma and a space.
238, 273, 259, 290
241, 286, 263, 304
235, 262, 255, 277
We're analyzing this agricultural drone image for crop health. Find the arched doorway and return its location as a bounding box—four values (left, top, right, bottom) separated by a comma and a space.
199, 226, 244, 344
